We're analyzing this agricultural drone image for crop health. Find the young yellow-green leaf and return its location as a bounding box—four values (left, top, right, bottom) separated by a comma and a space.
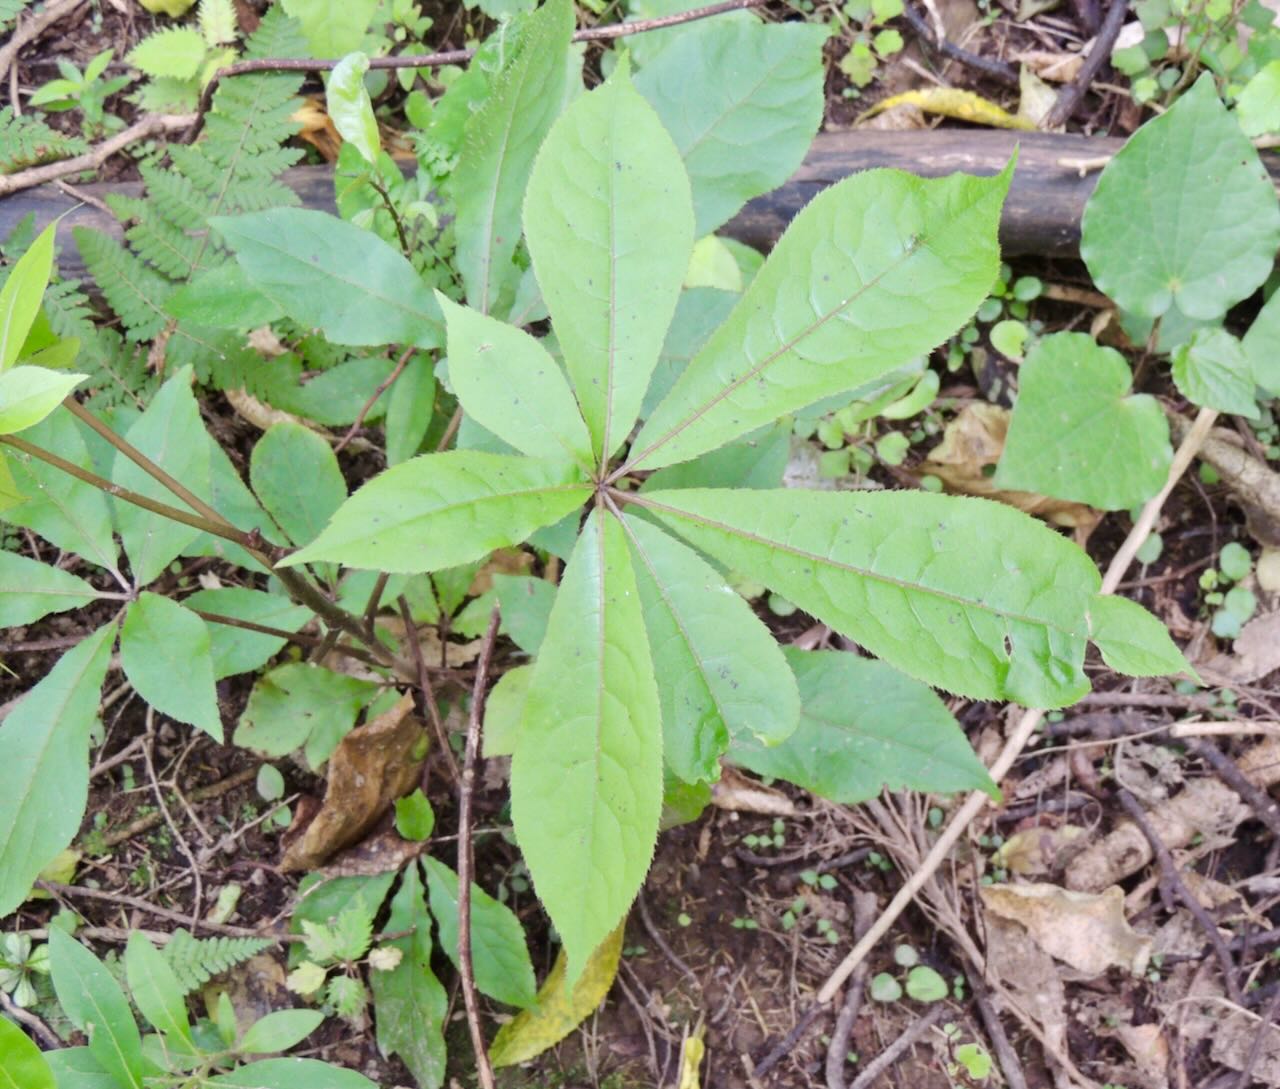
250, 422, 347, 547
3, 409, 118, 572
128, 27, 207, 80
0, 550, 97, 625
0, 624, 112, 917
1172, 327, 1260, 419
211, 209, 442, 349
369, 865, 447, 1089
283, 452, 590, 574
112, 367, 212, 585
437, 294, 593, 468
731, 648, 997, 803
1237, 59, 1280, 137
0, 1015, 56, 1089
1082, 75, 1280, 321
489, 924, 624, 1067
0, 366, 87, 434
639, 487, 1098, 708
48, 929, 146, 1089
995, 333, 1170, 510
0, 222, 55, 371
622, 513, 799, 783
634, 18, 828, 236
629, 164, 1011, 471
121, 593, 222, 741
524, 64, 695, 461
422, 857, 537, 1008
452, 0, 574, 315
1243, 283, 1280, 397
327, 53, 380, 165
124, 933, 191, 1044
1088, 595, 1196, 679
511, 511, 662, 983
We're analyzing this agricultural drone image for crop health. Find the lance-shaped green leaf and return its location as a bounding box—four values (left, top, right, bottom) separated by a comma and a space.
437, 294, 593, 468
731, 648, 997, 803
0, 222, 55, 371
0, 549, 98, 626
1082, 75, 1280, 322
1172, 327, 1260, 418
327, 52, 379, 165
4, 408, 118, 573
638, 488, 1098, 708
0, 366, 87, 434
511, 511, 662, 984
48, 930, 146, 1089
124, 933, 192, 1045
211, 208, 441, 349
369, 865, 447, 1089
452, 0, 574, 315
622, 513, 799, 783
422, 857, 537, 1008
121, 593, 222, 741
629, 164, 1011, 472
1088, 595, 1196, 679
634, 18, 827, 236
284, 452, 590, 573
112, 367, 212, 585
0, 623, 112, 917
995, 332, 1171, 510
210, 1059, 378, 1088
524, 64, 695, 461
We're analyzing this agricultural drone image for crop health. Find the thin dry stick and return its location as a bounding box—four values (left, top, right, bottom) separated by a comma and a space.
0, 0, 88, 84
458, 606, 502, 1089
848, 1005, 947, 1089
141, 712, 205, 927
1043, 0, 1128, 129
0, 114, 196, 197
0, 989, 62, 1049
815, 406, 1219, 1008
1184, 736, 1280, 841
397, 594, 461, 785
964, 963, 1029, 1089
336, 346, 415, 454
825, 893, 878, 1089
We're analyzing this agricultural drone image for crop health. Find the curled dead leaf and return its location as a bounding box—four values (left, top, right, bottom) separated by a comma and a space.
1200, 611, 1280, 685
281, 692, 427, 872
710, 766, 799, 817
981, 882, 1152, 976
857, 88, 1036, 130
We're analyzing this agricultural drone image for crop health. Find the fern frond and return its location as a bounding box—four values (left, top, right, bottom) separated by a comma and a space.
0, 108, 87, 173
74, 228, 174, 342
162, 929, 272, 995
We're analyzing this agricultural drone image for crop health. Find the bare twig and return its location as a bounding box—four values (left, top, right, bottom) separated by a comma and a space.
190, 0, 768, 139
848, 1004, 947, 1089
964, 963, 1029, 1089
1115, 786, 1243, 1005
1043, 0, 1130, 128
335, 346, 414, 454
397, 594, 460, 785
142, 712, 204, 926
1235, 987, 1280, 1089
813, 404, 1218, 1009
104, 765, 260, 847
0, 0, 88, 85
900, 1, 1019, 86
458, 606, 501, 1089
636, 891, 700, 989
36, 879, 283, 940
825, 893, 878, 1089
0, 114, 196, 197
753, 1004, 829, 1079
0, 989, 62, 1049
1184, 737, 1280, 842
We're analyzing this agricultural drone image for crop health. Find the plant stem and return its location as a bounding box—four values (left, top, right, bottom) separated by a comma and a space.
458, 606, 501, 1089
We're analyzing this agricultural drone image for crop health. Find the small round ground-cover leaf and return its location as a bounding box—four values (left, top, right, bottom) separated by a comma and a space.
1081, 75, 1280, 322
995, 332, 1170, 510
729, 648, 996, 803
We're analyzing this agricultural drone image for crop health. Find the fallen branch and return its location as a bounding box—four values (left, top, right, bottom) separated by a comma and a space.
0, 0, 88, 85
0, 114, 196, 198
1043, 0, 1129, 128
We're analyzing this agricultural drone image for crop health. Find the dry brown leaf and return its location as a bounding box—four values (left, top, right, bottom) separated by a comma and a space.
1017, 65, 1058, 128
994, 824, 1089, 876
1211, 1011, 1280, 1086
854, 102, 926, 130
1200, 611, 1280, 684
1238, 735, 1280, 788
1259, 548, 1280, 591
319, 829, 426, 878
469, 548, 535, 594
1066, 779, 1248, 892
224, 387, 310, 433
202, 953, 288, 1032
921, 403, 1102, 530
1009, 48, 1084, 82
983, 914, 1069, 1056
281, 692, 427, 872
981, 882, 1153, 976
1115, 1023, 1170, 1088
293, 97, 342, 161
710, 767, 799, 817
